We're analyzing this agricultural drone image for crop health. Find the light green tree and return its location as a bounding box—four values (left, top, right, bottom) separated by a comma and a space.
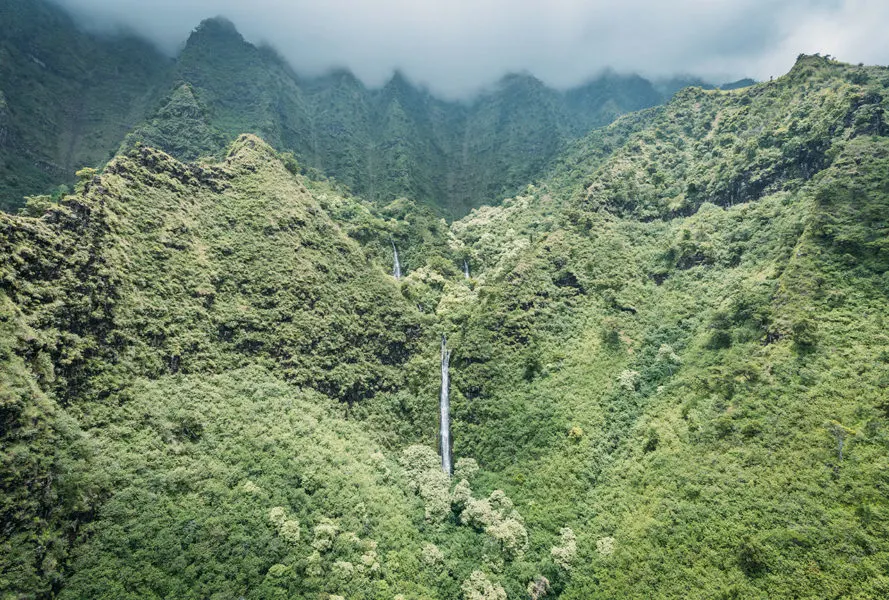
461, 570, 507, 600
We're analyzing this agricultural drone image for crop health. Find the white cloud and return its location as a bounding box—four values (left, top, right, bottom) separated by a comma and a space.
52, 0, 887, 97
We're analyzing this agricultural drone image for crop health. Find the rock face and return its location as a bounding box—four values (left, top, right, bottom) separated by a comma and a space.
123, 84, 227, 161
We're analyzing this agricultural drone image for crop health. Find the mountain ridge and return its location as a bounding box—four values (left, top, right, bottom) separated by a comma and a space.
3, 53, 888, 598
1, 3, 743, 217
2, 3, 888, 599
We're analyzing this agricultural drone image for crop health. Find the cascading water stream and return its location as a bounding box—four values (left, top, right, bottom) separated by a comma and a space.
463, 259, 470, 279
439, 335, 452, 476
392, 241, 402, 280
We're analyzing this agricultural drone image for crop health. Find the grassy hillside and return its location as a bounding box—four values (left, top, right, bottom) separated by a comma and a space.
2, 52, 889, 599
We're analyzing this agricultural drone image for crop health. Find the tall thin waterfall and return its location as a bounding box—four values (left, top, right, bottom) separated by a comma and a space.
463, 259, 470, 280
392, 241, 402, 280
439, 335, 452, 476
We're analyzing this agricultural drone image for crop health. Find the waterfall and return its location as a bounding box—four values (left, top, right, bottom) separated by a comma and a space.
392, 241, 402, 280
463, 259, 470, 280
439, 335, 452, 476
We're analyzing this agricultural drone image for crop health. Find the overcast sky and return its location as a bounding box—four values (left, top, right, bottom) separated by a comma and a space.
54, 0, 889, 98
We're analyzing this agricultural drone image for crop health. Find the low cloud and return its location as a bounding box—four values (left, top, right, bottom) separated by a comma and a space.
53, 0, 889, 98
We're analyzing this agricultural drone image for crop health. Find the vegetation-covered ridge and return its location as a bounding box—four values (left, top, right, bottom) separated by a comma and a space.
433, 54, 889, 599
120, 15, 674, 218
0, 135, 581, 599
0, 0, 172, 212
0, 0, 703, 217
3, 47, 889, 600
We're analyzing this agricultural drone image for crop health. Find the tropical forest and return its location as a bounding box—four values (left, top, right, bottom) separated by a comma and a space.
1, 0, 888, 598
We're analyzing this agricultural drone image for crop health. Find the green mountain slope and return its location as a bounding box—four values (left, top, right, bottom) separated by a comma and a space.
0, 0, 172, 212
432, 54, 889, 598
2, 30, 889, 600
0, 136, 428, 597
0, 0, 675, 217
0, 134, 594, 599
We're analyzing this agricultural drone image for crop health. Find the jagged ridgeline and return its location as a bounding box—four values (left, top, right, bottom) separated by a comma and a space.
3, 9, 889, 599
0, 0, 673, 217
123, 16, 667, 218
0, 135, 430, 597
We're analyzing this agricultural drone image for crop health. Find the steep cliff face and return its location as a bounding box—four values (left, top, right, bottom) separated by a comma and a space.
123, 84, 228, 161
139, 17, 672, 218
0, 2, 675, 216
0, 0, 172, 211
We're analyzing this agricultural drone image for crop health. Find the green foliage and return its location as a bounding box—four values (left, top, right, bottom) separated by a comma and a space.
561, 54, 889, 221
0, 295, 94, 597
0, 3, 673, 217
18, 194, 56, 217
550, 528, 578, 571
55, 368, 427, 600
461, 570, 507, 600
0, 0, 172, 211
3, 45, 889, 600
426, 55, 889, 599
122, 84, 228, 161
279, 151, 300, 175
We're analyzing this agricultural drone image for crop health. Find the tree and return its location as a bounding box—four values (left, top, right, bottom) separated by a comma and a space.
461, 571, 506, 600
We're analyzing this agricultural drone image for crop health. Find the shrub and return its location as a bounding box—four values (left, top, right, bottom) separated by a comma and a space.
400, 445, 451, 521
551, 528, 578, 570
618, 369, 640, 391
596, 536, 615, 556
454, 457, 480, 481
791, 315, 818, 349
461, 571, 507, 600
422, 542, 444, 566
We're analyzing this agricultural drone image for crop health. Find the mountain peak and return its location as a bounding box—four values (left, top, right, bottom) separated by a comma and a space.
383, 69, 424, 94
225, 133, 280, 167
186, 17, 244, 47
787, 53, 841, 78
497, 72, 546, 89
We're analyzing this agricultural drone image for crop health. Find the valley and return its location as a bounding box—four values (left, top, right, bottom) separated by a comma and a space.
1, 2, 888, 599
